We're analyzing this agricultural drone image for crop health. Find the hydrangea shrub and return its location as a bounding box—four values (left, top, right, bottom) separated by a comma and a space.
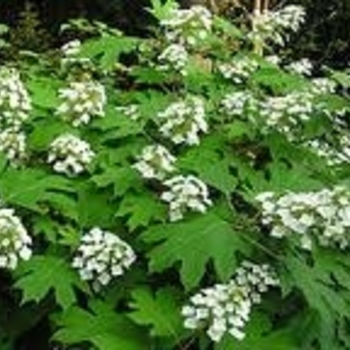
0, 1, 350, 349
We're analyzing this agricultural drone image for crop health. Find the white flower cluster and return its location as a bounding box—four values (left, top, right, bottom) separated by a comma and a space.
56, 80, 106, 127
61, 40, 92, 70
307, 134, 350, 166
0, 67, 31, 128
221, 91, 258, 118
48, 134, 95, 176
72, 227, 136, 289
133, 144, 176, 180
0, 208, 32, 269
286, 58, 313, 76
158, 43, 189, 75
0, 129, 26, 163
61, 40, 81, 57
116, 104, 140, 121
250, 5, 306, 47
158, 96, 208, 145
218, 57, 258, 83
0, 67, 31, 164
256, 186, 350, 250
182, 261, 279, 342
160, 5, 212, 47
161, 175, 212, 221
259, 92, 314, 138
310, 78, 337, 95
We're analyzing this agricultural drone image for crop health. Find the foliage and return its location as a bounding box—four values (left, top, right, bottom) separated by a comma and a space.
0, 1, 349, 349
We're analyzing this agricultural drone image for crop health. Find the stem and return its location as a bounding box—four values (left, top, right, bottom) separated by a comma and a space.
253, 0, 262, 15
252, 0, 264, 55
263, 0, 270, 13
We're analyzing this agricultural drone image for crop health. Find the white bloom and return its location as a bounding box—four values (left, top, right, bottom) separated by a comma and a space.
160, 5, 212, 47
0, 67, 31, 128
221, 91, 258, 118
249, 5, 306, 47
182, 261, 278, 342
48, 134, 95, 176
133, 144, 176, 180
306, 134, 350, 166
72, 227, 136, 290
0, 208, 32, 270
161, 175, 212, 221
61, 40, 82, 57
258, 92, 314, 139
256, 186, 350, 250
158, 96, 207, 146
286, 58, 313, 76
56, 80, 106, 127
158, 43, 189, 75
265, 55, 281, 65
310, 78, 337, 95
218, 57, 258, 84
0, 128, 26, 164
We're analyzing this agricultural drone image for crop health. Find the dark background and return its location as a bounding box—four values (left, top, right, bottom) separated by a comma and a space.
0, 0, 349, 66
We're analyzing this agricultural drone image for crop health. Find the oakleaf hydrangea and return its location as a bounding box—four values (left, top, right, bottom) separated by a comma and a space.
182, 261, 279, 342
48, 134, 95, 176
310, 77, 337, 95
286, 58, 313, 76
249, 5, 306, 47
306, 134, 350, 166
72, 227, 136, 290
133, 144, 176, 180
61, 40, 92, 70
256, 187, 350, 250
218, 57, 258, 84
160, 5, 212, 47
0, 208, 32, 270
221, 91, 258, 119
0, 128, 26, 163
56, 79, 106, 127
258, 92, 314, 138
161, 175, 212, 221
0, 67, 31, 129
158, 96, 208, 145
158, 43, 189, 75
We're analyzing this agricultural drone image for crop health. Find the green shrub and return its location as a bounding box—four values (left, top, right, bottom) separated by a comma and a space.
0, 1, 350, 349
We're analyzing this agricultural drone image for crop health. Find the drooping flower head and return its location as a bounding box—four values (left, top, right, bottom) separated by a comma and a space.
48, 134, 95, 176
72, 227, 136, 290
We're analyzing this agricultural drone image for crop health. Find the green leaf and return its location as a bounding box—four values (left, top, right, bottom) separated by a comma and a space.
92, 166, 142, 197
142, 211, 250, 289
116, 192, 166, 231
148, 0, 178, 20
215, 313, 297, 350
93, 104, 145, 138
0, 168, 74, 212
27, 76, 61, 109
128, 287, 183, 338
252, 66, 305, 94
77, 183, 117, 228
15, 255, 84, 309
28, 118, 71, 151
54, 301, 149, 350
265, 162, 324, 193
80, 35, 139, 71
281, 251, 350, 349
179, 144, 237, 195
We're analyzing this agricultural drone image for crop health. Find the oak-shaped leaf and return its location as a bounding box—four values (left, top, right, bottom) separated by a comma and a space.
54, 301, 149, 350
142, 211, 251, 289
15, 255, 85, 310
128, 287, 183, 338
